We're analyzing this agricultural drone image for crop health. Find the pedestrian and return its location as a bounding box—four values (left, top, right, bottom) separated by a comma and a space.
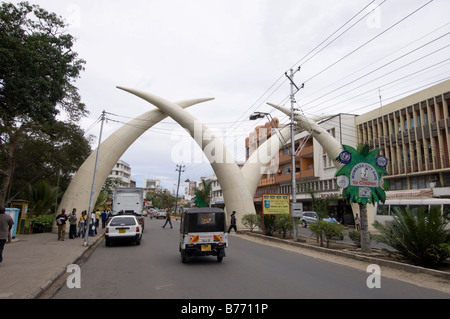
354, 213, 361, 231
227, 211, 237, 233
89, 211, 96, 237
162, 211, 173, 229
78, 210, 87, 238
95, 209, 101, 235
55, 209, 68, 241
68, 208, 78, 239
101, 210, 107, 229
0, 206, 14, 263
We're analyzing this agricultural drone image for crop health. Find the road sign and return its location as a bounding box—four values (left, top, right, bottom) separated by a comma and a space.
262, 194, 290, 215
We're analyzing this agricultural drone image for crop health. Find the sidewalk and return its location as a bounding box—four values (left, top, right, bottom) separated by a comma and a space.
0, 230, 104, 299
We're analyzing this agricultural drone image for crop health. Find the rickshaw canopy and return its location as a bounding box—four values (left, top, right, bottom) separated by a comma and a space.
181, 208, 226, 234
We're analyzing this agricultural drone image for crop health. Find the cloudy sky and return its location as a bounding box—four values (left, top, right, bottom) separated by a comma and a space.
16, 0, 450, 192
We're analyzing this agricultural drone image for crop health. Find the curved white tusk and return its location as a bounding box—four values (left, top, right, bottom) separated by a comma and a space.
58, 94, 212, 215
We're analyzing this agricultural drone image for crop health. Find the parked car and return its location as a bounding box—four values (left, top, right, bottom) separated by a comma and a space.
105, 215, 142, 246
301, 211, 319, 228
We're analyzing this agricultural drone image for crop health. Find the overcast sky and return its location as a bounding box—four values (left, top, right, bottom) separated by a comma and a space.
15, 0, 450, 192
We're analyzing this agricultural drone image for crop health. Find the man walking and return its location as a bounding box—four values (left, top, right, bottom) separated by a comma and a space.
162, 211, 173, 229
227, 211, 237, 233
0, 206, 14, 263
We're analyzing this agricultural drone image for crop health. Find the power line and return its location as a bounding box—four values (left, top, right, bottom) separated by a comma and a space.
225, 0, 383, 133
288, 0, 383, 70
302, 0, 435, 85
303, 43, 450, 113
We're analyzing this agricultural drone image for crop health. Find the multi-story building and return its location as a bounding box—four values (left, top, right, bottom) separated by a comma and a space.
184, 179, 197, 201
247, 114, 357, 225
204, 174, 225, 209
143, 179, 161, 190
355, 79, 450, 226
245, 80, 450, 229
109, 159, 134, 187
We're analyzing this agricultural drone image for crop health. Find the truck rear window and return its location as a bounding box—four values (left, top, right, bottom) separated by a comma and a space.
110, 217, 136, 226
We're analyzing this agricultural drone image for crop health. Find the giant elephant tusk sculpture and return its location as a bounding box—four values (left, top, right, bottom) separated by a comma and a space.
117, 87, 294, 227
267, 103, 344, 166
57, 97, 214, 216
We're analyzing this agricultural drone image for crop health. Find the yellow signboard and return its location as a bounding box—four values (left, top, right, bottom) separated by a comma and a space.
262, 194, 291, 215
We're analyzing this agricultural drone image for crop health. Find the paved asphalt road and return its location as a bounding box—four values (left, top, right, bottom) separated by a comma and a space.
54, 217, 448, 299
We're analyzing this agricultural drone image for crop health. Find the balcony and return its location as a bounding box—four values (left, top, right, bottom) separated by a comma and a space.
299, 168, 314, 179
258, 177, 276, 187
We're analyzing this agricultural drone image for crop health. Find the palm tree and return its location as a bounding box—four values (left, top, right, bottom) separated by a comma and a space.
374, 206, 450, 267
26, 180, 59, 216
194, 180, 212, 207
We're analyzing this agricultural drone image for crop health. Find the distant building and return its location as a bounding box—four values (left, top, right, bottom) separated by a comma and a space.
109, 159, 135, 187
184, 179, 197, 201
143, 179, 161, 190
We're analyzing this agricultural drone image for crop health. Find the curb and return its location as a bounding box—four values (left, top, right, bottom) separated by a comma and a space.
241, 231, 450, 282
32, 234, 105, 299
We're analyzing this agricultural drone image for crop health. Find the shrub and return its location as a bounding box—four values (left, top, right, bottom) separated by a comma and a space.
348, 230, 361, 248
262, 215, 276, 236
242, 214, 259, 232
309, 220, 345, 248
275, 215, 293, 239
373, 206, 450, 267
30, 215, 55, 233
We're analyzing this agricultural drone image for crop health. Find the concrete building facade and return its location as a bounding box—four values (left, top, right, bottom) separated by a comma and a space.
247, 80, 450, 228
355, 79, 450, 224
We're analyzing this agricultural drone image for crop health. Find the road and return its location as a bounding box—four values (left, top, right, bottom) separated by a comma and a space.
54, 217, 449, 299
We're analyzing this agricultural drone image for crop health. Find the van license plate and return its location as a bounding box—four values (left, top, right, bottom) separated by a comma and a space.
119, 229, 126, 234
201, 245, 211, 252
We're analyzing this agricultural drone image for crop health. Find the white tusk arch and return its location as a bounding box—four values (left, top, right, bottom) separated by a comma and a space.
117, 86, 257, 225
57, 96, 213, 215
267, 102, 344, 166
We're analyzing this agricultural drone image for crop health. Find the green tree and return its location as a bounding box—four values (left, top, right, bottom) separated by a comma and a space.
25, 180, 59, 216
0, 2, 87, 206
307, 186, 339, 219
145, 189, 175, 210
373, 206, 450, 267
193, 179, 212, 208
7, 121, 90, 204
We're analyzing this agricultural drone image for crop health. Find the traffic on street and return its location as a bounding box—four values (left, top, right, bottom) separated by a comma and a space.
54, 216, 449, 300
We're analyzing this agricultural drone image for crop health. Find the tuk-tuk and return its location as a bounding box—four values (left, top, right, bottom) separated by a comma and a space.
179, 208, 228, 263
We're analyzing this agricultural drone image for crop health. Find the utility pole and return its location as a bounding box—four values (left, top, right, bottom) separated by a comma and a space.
84, 110, 106, 247
285, 67, 304, 242
174, 165, 185, 214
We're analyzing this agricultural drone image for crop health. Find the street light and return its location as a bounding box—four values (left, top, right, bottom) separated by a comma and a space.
249, 112, 268, 121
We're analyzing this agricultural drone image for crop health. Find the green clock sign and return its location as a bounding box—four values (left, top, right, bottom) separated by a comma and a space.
335, 144, 388, 205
